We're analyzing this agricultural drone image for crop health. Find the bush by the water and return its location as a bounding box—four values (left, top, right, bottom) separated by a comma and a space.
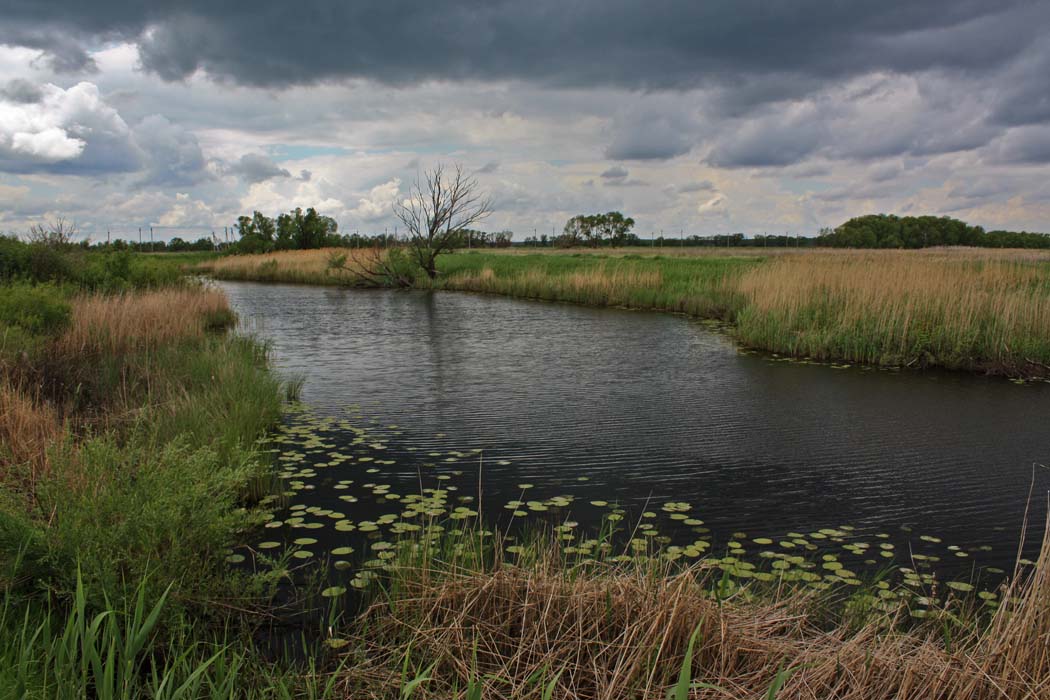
0, 235, 182, 290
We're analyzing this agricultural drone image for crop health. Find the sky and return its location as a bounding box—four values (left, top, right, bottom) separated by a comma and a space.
1, 1, 1049, 241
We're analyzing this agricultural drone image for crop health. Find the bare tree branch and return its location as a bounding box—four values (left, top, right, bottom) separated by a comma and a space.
27, 217, 78, 248
394, 164, 493, 279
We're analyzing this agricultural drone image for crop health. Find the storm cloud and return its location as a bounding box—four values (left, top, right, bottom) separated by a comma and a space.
2, 1, 1044, 92
0, 1, 1049, 237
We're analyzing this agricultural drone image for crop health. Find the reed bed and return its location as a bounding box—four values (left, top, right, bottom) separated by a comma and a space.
735, 251, 1050, 372
340, 521, 1050, 699
0, 381, 63, 491
450, 264, 664, 306
53, 286, 234, 358
200, 248, 373, 286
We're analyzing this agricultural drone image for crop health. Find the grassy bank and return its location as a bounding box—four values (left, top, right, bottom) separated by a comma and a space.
198, 246, 1050, 376
0, 238, 294, 695
0, 283, 282, 612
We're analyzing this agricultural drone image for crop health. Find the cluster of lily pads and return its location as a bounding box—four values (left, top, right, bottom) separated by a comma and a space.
228, 403, 1015, 615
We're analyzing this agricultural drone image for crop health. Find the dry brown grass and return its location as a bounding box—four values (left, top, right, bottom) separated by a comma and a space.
199, 248, 373, 285
53, 286, 234, 358
734, 250, 1050, 371
0, 381, 64, 491
341, 524, 1050, 700
1, 286, 239, 491
452, 264, 664, 304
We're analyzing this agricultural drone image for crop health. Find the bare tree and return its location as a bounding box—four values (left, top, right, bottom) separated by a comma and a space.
27, 217, 78, 248
327, 246, 418, 288
395, 164, 492, 279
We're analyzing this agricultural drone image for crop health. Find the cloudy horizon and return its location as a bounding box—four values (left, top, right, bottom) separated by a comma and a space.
2, 1, 1049, 242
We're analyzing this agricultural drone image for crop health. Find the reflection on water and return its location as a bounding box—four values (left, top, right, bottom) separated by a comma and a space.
219, 281, 1050, 574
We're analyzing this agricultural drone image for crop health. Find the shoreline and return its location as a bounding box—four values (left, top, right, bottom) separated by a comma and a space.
197, 247, 1050, 380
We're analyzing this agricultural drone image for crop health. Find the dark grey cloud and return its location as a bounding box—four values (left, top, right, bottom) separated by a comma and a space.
0, 28, 97, 73
2, 2, 1043, 93
599, 165, 647, 186
675, 180, 716, 194
991, 126, 1050, 165
0, 79, 44, 103
226, 153, 292, 183
605, 101, 698, 161
478, 161, 500, 173
706, 108, 826, 168
989, 52, 1050, 128
132, 115, 211, 186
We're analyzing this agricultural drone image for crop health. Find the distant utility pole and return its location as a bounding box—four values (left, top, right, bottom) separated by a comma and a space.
138, 227, 142, 247
150, 226, 154, 251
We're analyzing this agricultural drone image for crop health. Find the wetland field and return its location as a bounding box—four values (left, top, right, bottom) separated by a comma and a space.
2, 242, 1049, 698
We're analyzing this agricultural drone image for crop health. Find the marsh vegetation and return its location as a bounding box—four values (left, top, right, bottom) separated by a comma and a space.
3, 235, 1049, 698
199, 246, 1050, 377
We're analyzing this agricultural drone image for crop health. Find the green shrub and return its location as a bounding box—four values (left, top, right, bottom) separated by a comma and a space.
0, 285, 71, 336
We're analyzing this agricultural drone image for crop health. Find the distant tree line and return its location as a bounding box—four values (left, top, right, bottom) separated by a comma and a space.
540, 212, 636, 247
521, 214, 816, 248
234, 207, 341, 253
447, 228, 513, 248
817, 214, 1050, 249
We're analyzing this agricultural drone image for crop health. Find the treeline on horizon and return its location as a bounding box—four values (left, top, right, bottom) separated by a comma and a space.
5, 211, 1049, 254
816, 214, 1050, 249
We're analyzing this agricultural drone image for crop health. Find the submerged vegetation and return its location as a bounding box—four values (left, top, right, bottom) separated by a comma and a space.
198, 246, 1050, 377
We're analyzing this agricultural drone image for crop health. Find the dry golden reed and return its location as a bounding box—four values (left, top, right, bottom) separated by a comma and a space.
452, 263, 663, 304
735, 250, 1050, 371
342, 522, 1050, 699
200, 247, 374, 285
55, 286, 233, 357
0, 381, 63, 490
2, 286, 238, 489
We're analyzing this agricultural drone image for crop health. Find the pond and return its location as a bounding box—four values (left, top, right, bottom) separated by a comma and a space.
219, 281, 1050, 592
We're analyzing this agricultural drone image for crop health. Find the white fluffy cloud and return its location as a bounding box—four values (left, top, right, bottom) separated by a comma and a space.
349, 178, 401, 222
0, 81, 131, 168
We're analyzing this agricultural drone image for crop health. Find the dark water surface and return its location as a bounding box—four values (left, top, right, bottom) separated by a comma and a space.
219, 281, 1050, 579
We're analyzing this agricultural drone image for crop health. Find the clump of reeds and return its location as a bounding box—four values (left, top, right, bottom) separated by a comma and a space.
449, 263, 664, 306
0, 381, 63, 491
53, 286, 235, 358
198, 248, 378, 286
338, 520, 1050, 699
734, 251, 1050, 373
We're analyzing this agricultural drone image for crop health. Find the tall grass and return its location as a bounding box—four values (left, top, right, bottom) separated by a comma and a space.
337, 518, 1050, 699
0, 570, 344, 700
55, 287, 235, 358
199, 248, 375, 286
734, 251, 1050, 372
0, 383, 63, 492
0, 284, 283, 625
